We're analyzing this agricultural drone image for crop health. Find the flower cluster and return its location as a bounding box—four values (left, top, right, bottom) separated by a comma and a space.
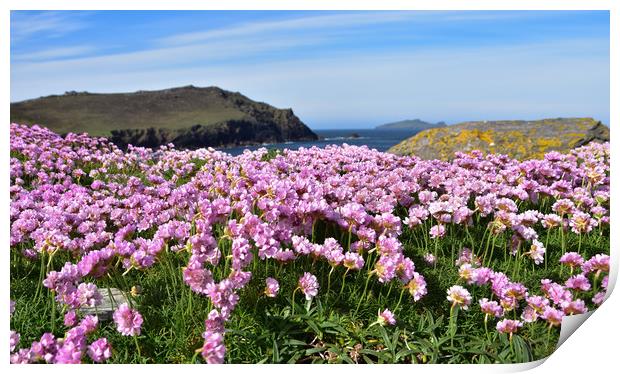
9, 123, 610, 364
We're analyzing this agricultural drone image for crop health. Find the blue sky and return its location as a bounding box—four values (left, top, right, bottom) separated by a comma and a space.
10, 10, 610, 128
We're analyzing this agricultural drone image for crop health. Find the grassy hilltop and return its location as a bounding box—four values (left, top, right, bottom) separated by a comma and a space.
10, 85, 318, 148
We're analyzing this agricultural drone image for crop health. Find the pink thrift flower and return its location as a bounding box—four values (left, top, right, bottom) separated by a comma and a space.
479, 298, 503, 318
562, 299, 588, 315
10, 330, 19, 352
496, 319, 523, 336
11, 348, 31, 364
88, 338, 112, 363
569, 211, 595, 234
582, 254, 610, 275
264, 277, 279, 298
395, 257, 416, 284
592, 291, 606, 306
377, 309, 396, 326
471, 267, 492, 286
64, 310, 78, 327
423, 253, 436, 265
77, 283, 102, 308
458, 264, 475, 284
559, 252, 584, 268
374, 255, 397, 283
406, 272, 427, 301
113, 303, 143, 336
446, 285, 472, 310
429, 224, 446, 239
541, 306, 565, 327
526, 295, 550, 313
565, 274, 591, 291
204, 309, 225, 334
521, 306, 538, 323
343, 252, 364, 270
525, 240, 545, 265
201, 331, 226, 364
79, 315, 99, 334
455, 248, 480, 267
298, 272, 319, 300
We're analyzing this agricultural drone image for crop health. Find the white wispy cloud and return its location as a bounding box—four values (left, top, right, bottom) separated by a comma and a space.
156, 11, 532, 47
11, 11, 90, 41
10, 38, 609, 126
157, 12, 422, 46
12, 33, 329, 76
12, 45, 96, 62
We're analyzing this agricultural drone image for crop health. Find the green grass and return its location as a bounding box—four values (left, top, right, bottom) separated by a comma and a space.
10, 209, 609, 364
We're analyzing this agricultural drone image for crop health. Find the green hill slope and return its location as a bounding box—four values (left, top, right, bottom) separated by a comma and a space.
11, 85, 318, 148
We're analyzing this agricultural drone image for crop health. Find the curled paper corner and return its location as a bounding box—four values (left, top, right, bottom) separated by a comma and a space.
553, 270, 616, 351
501, 357, 548, 372
555, 310, 595, 349
501, 297, 607, 373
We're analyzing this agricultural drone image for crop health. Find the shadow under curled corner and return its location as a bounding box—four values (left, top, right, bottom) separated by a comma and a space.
505, 267, 616, 372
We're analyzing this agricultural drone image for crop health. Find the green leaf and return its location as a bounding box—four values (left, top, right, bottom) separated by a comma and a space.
306, 320, 323, 339
305, 347, 327, 355
272, 337, 280, 363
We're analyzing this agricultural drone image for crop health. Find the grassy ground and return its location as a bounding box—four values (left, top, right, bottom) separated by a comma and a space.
10, 207, 609, 364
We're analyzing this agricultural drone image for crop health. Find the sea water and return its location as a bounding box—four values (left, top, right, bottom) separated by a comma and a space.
218, 129, 420, 156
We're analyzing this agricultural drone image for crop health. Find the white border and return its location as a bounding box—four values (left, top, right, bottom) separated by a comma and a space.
2, 1, 616, 373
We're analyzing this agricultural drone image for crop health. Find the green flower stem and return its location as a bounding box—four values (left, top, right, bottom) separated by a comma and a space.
465, 225, 476, 254
395, 288, 406, 312
354, 273, 373, 316
133, 335, 142, 358
385, 282, 394, 300
191, 350, 201, 364
560, 218, 566, 256
35, 252, 46, 300
347, 226, 353, 251
50, 292, 56, 333
448, 304, 458, 347
291, 287, 299, 312
338, 269, 349, 296
484, 314, 490, 341
327, 267, 334, 295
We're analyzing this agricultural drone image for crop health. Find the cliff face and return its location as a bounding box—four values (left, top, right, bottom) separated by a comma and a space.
388, 118, 609, 160
11, 85, 318, 149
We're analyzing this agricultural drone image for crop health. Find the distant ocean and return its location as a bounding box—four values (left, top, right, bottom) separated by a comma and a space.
218, 129, 421, 156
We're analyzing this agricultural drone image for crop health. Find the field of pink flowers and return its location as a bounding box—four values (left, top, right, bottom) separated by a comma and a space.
9, 123, 610, 364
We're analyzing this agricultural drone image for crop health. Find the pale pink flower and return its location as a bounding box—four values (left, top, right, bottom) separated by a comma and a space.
559, 252, 584, 268
113, 303, 143, 336
479, 298, 503, 318
264, 277, 279, 298
423, 253, 436, 265
88, 338, 112, 363
429, 224, 446, 239
496, 319, 523, 336
446, 285, 472, 310
565, 274, 591, 291
298, 272, 319, 300
541, 306, 565, 327
201, 331, 226, 364
406, 272, 427, 301
377, 309, 396, 326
